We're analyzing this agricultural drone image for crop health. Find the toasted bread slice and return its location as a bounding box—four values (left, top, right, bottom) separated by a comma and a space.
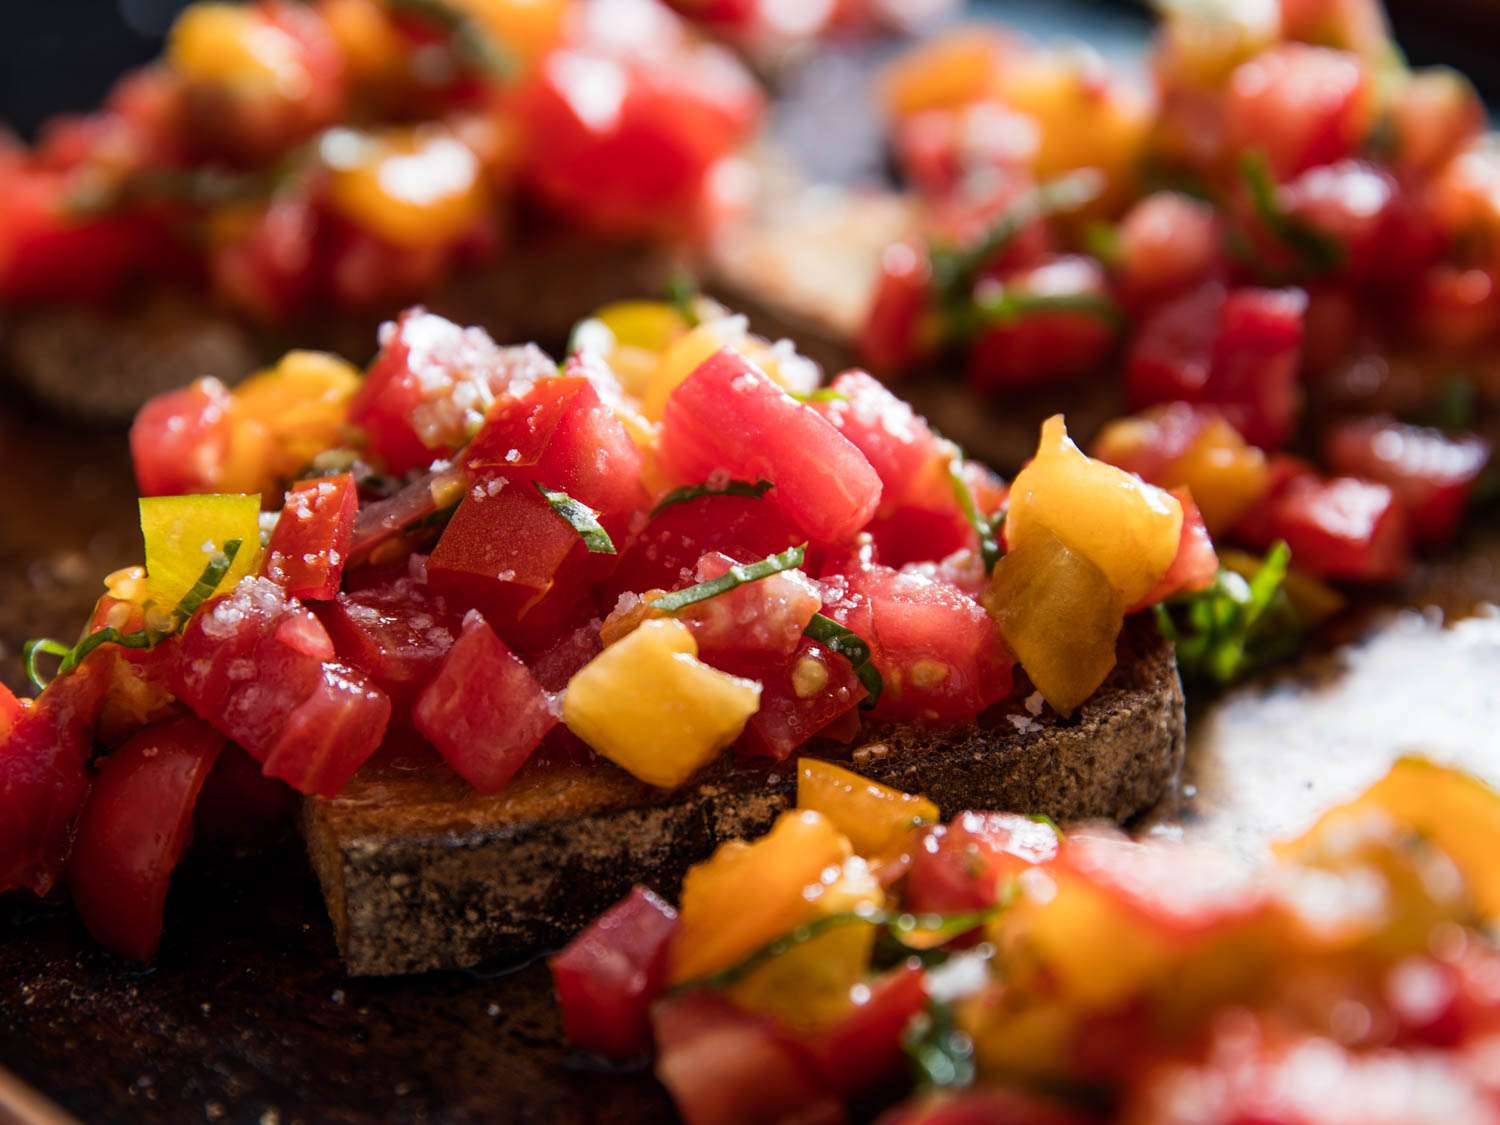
302, 615, 1183, 975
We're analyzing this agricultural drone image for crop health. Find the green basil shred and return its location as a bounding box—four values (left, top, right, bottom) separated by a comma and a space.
651, 544, 806, 613
650, 478, 773, 517
1240, 151, 1345, 276
23, 539, 243, 692
536, 484, 616, 554
1155, 540, 1301, 686
664, 271, 703, 328
386, 0, 515, 78
803, 613, 883, 708
903, 999, 976, 1090
946, 453, 1004, 573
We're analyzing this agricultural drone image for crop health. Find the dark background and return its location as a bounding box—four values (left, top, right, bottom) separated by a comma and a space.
1, 0, 1496, 141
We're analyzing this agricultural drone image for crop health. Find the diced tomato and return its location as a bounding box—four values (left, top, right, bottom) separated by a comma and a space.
552, 885, 679, 1060
0, 683, 19, 741
347, 464, 465, 565
516, 0, 762, 235
866, 506, 973, 572
660, 349, 884, 544
316, 574, 461, 712
1388, 67, 1485, 180
826, 565, 1013, 724
738, 639, 866, 762
607, 492, 803, 600
467, 371, 647, 519
172, 577, 391, 796
651, 990, 843, 1125
130, 377, 234, 497
1127, 282, 1306, 450
965, 257, 1118, 393
859, 239, 932, 376
209, 193, 318, 325
262, 474, 359, 600
411, 611, 557, 792
0, 664, 105, 896
1242, 473, 1410, 581
425, 479, 589, 633
1323, 418, 1490, 549
191, 742, 298, 849
807, 963, 927, 1098
1117, 192, 1220, 304
879, 1089, 1099, 1125
348, 309, 552, 475
905, 812, 1059, 916
1225, 44, 1373, 178
1274, 161, 1441, 284
1130, 489, 1218, 611
66, 717, 223, 961
811, 370, 947, 510
1229, 453, 1316, 547
525, 621, 605, 693
678, 552, 823, 668
1411, 264, 1500, 352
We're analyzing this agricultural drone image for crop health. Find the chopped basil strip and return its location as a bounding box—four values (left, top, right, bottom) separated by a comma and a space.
536, 484, 616, 554
946, 454, 1003, 573
1155, 540, 1300, 686
1083, 220, 1123, 269
386, 0, 516, 78
903, 999, 976, 1090
957, 290, 1122, 341
1240, 151, 1345, 276
929, 171, 1103, 308
664, 271, 703, 328
22, 539, 243, 691
804, 613, 883, 708
651, 544, 807, 613
651, 478, 774, 516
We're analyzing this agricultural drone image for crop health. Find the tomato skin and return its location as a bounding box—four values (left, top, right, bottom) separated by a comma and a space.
607, 492, 803, 601
1130, 489, 1219, 611
551, 885, 679, 1060
965, 257, 1118, 393
467, 372, 647, 519
807, 963, 927, 1098
1127, 282, 1306, 450
262, 474, 359, 601
651, 990, 843, 1125
1240, 473, 1411, 581
316, 574, 461, 713
1225, 44, 1372, 179
412, 611, 557, 792
859, 239, 932, 376
0, 664, 105, 896
905, 812, 1059, 916
66, 717, 223, 961
812, 370, 947, 510
172, 577, 391, 796
826, 565, 1013, 724
191, 743, 297, 849
130, 377, 235, 497
1322, 418, 1491, 549
660, 349, 884, 545
738, 639, 866, 763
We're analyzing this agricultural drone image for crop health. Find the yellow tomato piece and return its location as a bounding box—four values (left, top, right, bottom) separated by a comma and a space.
669, 809, 853, 984
596, 301, 689, 353
232, 350, 361, 485
1006, 415, 1183, 609
326, 128, 490, 248
996, 54, 1152, 211
641, 316, 749, 421
562, 619, 761, 789
796, 758, 939, 859
1153, 0, 1279, 90
139, 494, 262, 613
726, 857, 885, 1031
982, 525, 1123, 717
1167, 417, 1269, 536
882, 30, 1011, 117
965, 997, 1077, 1083
1281, 758, 1500, 921
320, 0, 405, 86
168, 3, 307, 94
450, 0, 567, 67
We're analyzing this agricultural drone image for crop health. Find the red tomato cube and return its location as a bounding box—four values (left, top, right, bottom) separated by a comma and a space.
1130, 488, 1219, 611
965, 257, 1118, 392
859, 239, 932, 375
130, 377, 234, 497
807, 963, 927, 1098
1117, 192, 1220, 304
1241, 473, 1411, 580
738, 639, 866, 762
412, 611, 557, 793
811, 370, 947, 510
826, 565, 1013, 724
1323, 417, 1491, 548
659, 349, 884, 544
262, 474, 359, 601
467, 371, 647, 519
677, 551, 823, 668
905, 811, 1060, 916
348, 309, 554, 475
316, 573, 461, 712
1225, 44, 1373, 178
66, 717, 224, 961
651, 990, 842, 1125
551, 885, 679, 1060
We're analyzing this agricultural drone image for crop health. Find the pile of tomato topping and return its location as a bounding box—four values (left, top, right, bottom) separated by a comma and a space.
0, 0, 762, 319
553, 756, 1500, 1125
863, 0, 1496, 589
3, 295, 1213, 959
